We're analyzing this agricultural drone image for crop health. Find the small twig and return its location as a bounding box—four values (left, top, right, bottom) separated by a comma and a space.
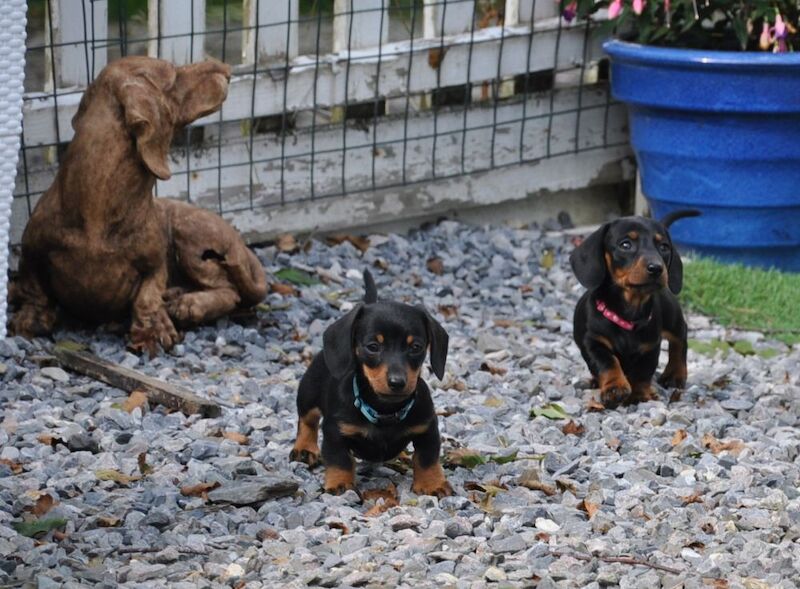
115, 546, 161, 555
549, 550, 682, 575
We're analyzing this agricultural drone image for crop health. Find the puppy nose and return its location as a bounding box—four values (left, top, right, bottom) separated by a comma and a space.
387, 375, 406, 392
647, 262, 663, 276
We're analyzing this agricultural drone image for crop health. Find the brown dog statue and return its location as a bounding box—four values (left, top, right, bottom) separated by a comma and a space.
10, 56, 267, 353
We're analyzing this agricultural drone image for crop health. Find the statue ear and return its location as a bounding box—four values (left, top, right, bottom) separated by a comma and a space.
117, 79, 174, 180
569, 224, 609, 290
174, 60, 231, 126
322, 304, 363, 380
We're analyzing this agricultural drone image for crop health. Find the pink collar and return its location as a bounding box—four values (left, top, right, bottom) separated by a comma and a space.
595, 299, 651, 331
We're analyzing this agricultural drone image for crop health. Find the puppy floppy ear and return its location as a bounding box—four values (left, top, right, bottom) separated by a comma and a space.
323, 303, 363, 380
419, 307, 449, 380
667, 240, 684, 294
570, 224, 609, 290
116, 77, 175, 180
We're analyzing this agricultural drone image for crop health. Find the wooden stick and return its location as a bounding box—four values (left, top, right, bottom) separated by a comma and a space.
53, 347, 221, 418
549, 550, 682, 575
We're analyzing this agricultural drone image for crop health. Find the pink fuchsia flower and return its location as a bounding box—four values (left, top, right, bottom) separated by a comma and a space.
664, 0, 671, 26
632, 0, 645, 15
760, 22, 772, 50
608, 0, 623, 19
562, 1, 577, 22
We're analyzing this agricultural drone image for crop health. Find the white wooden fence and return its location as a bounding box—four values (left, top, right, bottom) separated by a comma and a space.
12, 0, 631, 245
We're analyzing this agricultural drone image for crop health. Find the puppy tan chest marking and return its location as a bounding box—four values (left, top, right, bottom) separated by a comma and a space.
339, 422, 371, 437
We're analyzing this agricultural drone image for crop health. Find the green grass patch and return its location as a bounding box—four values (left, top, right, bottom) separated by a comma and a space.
681, 257, 800, 343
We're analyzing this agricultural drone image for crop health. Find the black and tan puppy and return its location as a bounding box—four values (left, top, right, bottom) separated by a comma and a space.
570, 211, 699, 408
290, 270, 452, 497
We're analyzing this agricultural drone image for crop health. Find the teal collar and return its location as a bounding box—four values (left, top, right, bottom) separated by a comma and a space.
352, 375, 415, 425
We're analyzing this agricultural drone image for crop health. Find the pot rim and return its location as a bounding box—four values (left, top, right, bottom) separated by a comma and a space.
604, 39, 800, 69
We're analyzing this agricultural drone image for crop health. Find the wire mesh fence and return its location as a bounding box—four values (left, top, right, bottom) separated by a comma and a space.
13, 0, 628, 246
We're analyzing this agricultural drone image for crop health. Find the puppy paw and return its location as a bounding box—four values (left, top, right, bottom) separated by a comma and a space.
324, 482, 357, 495
324, 467, 355, 495
600, 385, 632, 409
627, 384, 659, 405
412, 479, 453, 498
290, 447, 321, 468
658, 371, 686, 390
167, 293, 207, 325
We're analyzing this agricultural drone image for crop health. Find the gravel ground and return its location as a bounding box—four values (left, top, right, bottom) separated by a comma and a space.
2, 221, 800, 589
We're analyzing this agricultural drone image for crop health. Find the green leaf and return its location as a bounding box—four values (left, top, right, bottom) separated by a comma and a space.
12, 517, 68, 537
530, 403, 569, 420
274, 268, 320, 286
490, 451, 519, 465
54, 340, 87, 352
688, 338, 730, 357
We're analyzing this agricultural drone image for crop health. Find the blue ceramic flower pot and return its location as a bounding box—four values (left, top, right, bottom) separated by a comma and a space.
604, 40, 800, 272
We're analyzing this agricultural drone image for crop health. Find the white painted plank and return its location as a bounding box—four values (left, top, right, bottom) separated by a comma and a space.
243, 0, 299, 64
147, 0, 206, 65
517, 0, 560, 23
45, 0, 108, 88
423, 0, 475, 37
333, 0, 388, 53
23, 18, 605, 146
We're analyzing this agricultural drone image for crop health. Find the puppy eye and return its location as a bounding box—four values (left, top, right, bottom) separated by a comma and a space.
408, 342, 424, 354
618, 239, 633, 250
365, 342, 382, 354
658, 242, 671, 253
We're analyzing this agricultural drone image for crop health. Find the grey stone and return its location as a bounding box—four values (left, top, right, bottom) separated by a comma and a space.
207, 477, 298, 505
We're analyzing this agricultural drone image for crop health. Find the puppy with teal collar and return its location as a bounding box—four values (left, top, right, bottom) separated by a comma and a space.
290, 270, 452, 497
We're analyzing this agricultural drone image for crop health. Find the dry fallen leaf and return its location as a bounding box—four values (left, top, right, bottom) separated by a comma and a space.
701, 432, 745, 456
518, 469, 557, 496
561, 420, 585, 436
480, 362, 508, 376
270, 282, 298, 296
586, 398, 605, 412
0, 459, 23, 475
276, 234, 297, 253
364, 497, 400, 517
325, 520, 351, 534
493, 319, 518, 328
222, 431, 250, 445
363, 483, 400, 517
578, 499, 600, 519
123, 390, 149, 414
671, 429, 688, 447
426, 257, 444, 275
682, 491, 704, 505
96, 515, 121, 528
31, 494, 56, 517
437, 304, 458, 319
137, 452, 152, 476
36, 434, 63, 447
606, 437, 621, 451
444, 448, 486, 469
326, 234, 370, 253
95, 469, 141, 485
427, 47, 448, 69
180, 481, 221, 499
703, 578, 730, 589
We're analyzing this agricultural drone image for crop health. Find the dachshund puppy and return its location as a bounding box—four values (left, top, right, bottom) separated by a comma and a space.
570, 211, 699, 408
10, 57, 266, 354
291, 271, 452, 497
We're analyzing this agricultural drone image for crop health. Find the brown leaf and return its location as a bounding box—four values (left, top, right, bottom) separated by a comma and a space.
519, 284, 534, 294
493, 319, 518, 328
671, 429, 688, 447
480, 362, 507, 376
137, 452, 152, 475
31, 494, 56, 517
701, 432, 745, 456
222, 431, 250, 445
426, 257, 444, 275
96, 516, 121, 528
257, 527, 280, 541
556, 479, 577, 494
586, 398, 605, 412
578, 499, 600, 519
703, 579, 730, 589
518, 469, 556, 496
95, 469, 141, 485
682, 491, 704, 505
437, 305, 458, 319
270, 282, 298, 296
326, 234, 370, 253
364, 497, 400, 517
606, 437, 621, 451
561, 420, 585, 436
276, 234, 298, 253
36, 434, 63, 447
428, 47, 448, 69
53, 530, 68, 542
0, 459, 23, 475
325, 520, 350, 534
180, 481, 221, 499
443, 448, 485, 468
361, 483, 398, 504
123, 390, 149, 414
442, 379, 466, 392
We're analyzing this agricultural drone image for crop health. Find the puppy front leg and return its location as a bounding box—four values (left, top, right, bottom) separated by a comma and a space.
659, 324, 688, 389
321, 423, 355, 495
411, 421, 452, 498
9, 256, 57, 337
583, 335, 631, 408
130, 266, 179, 355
